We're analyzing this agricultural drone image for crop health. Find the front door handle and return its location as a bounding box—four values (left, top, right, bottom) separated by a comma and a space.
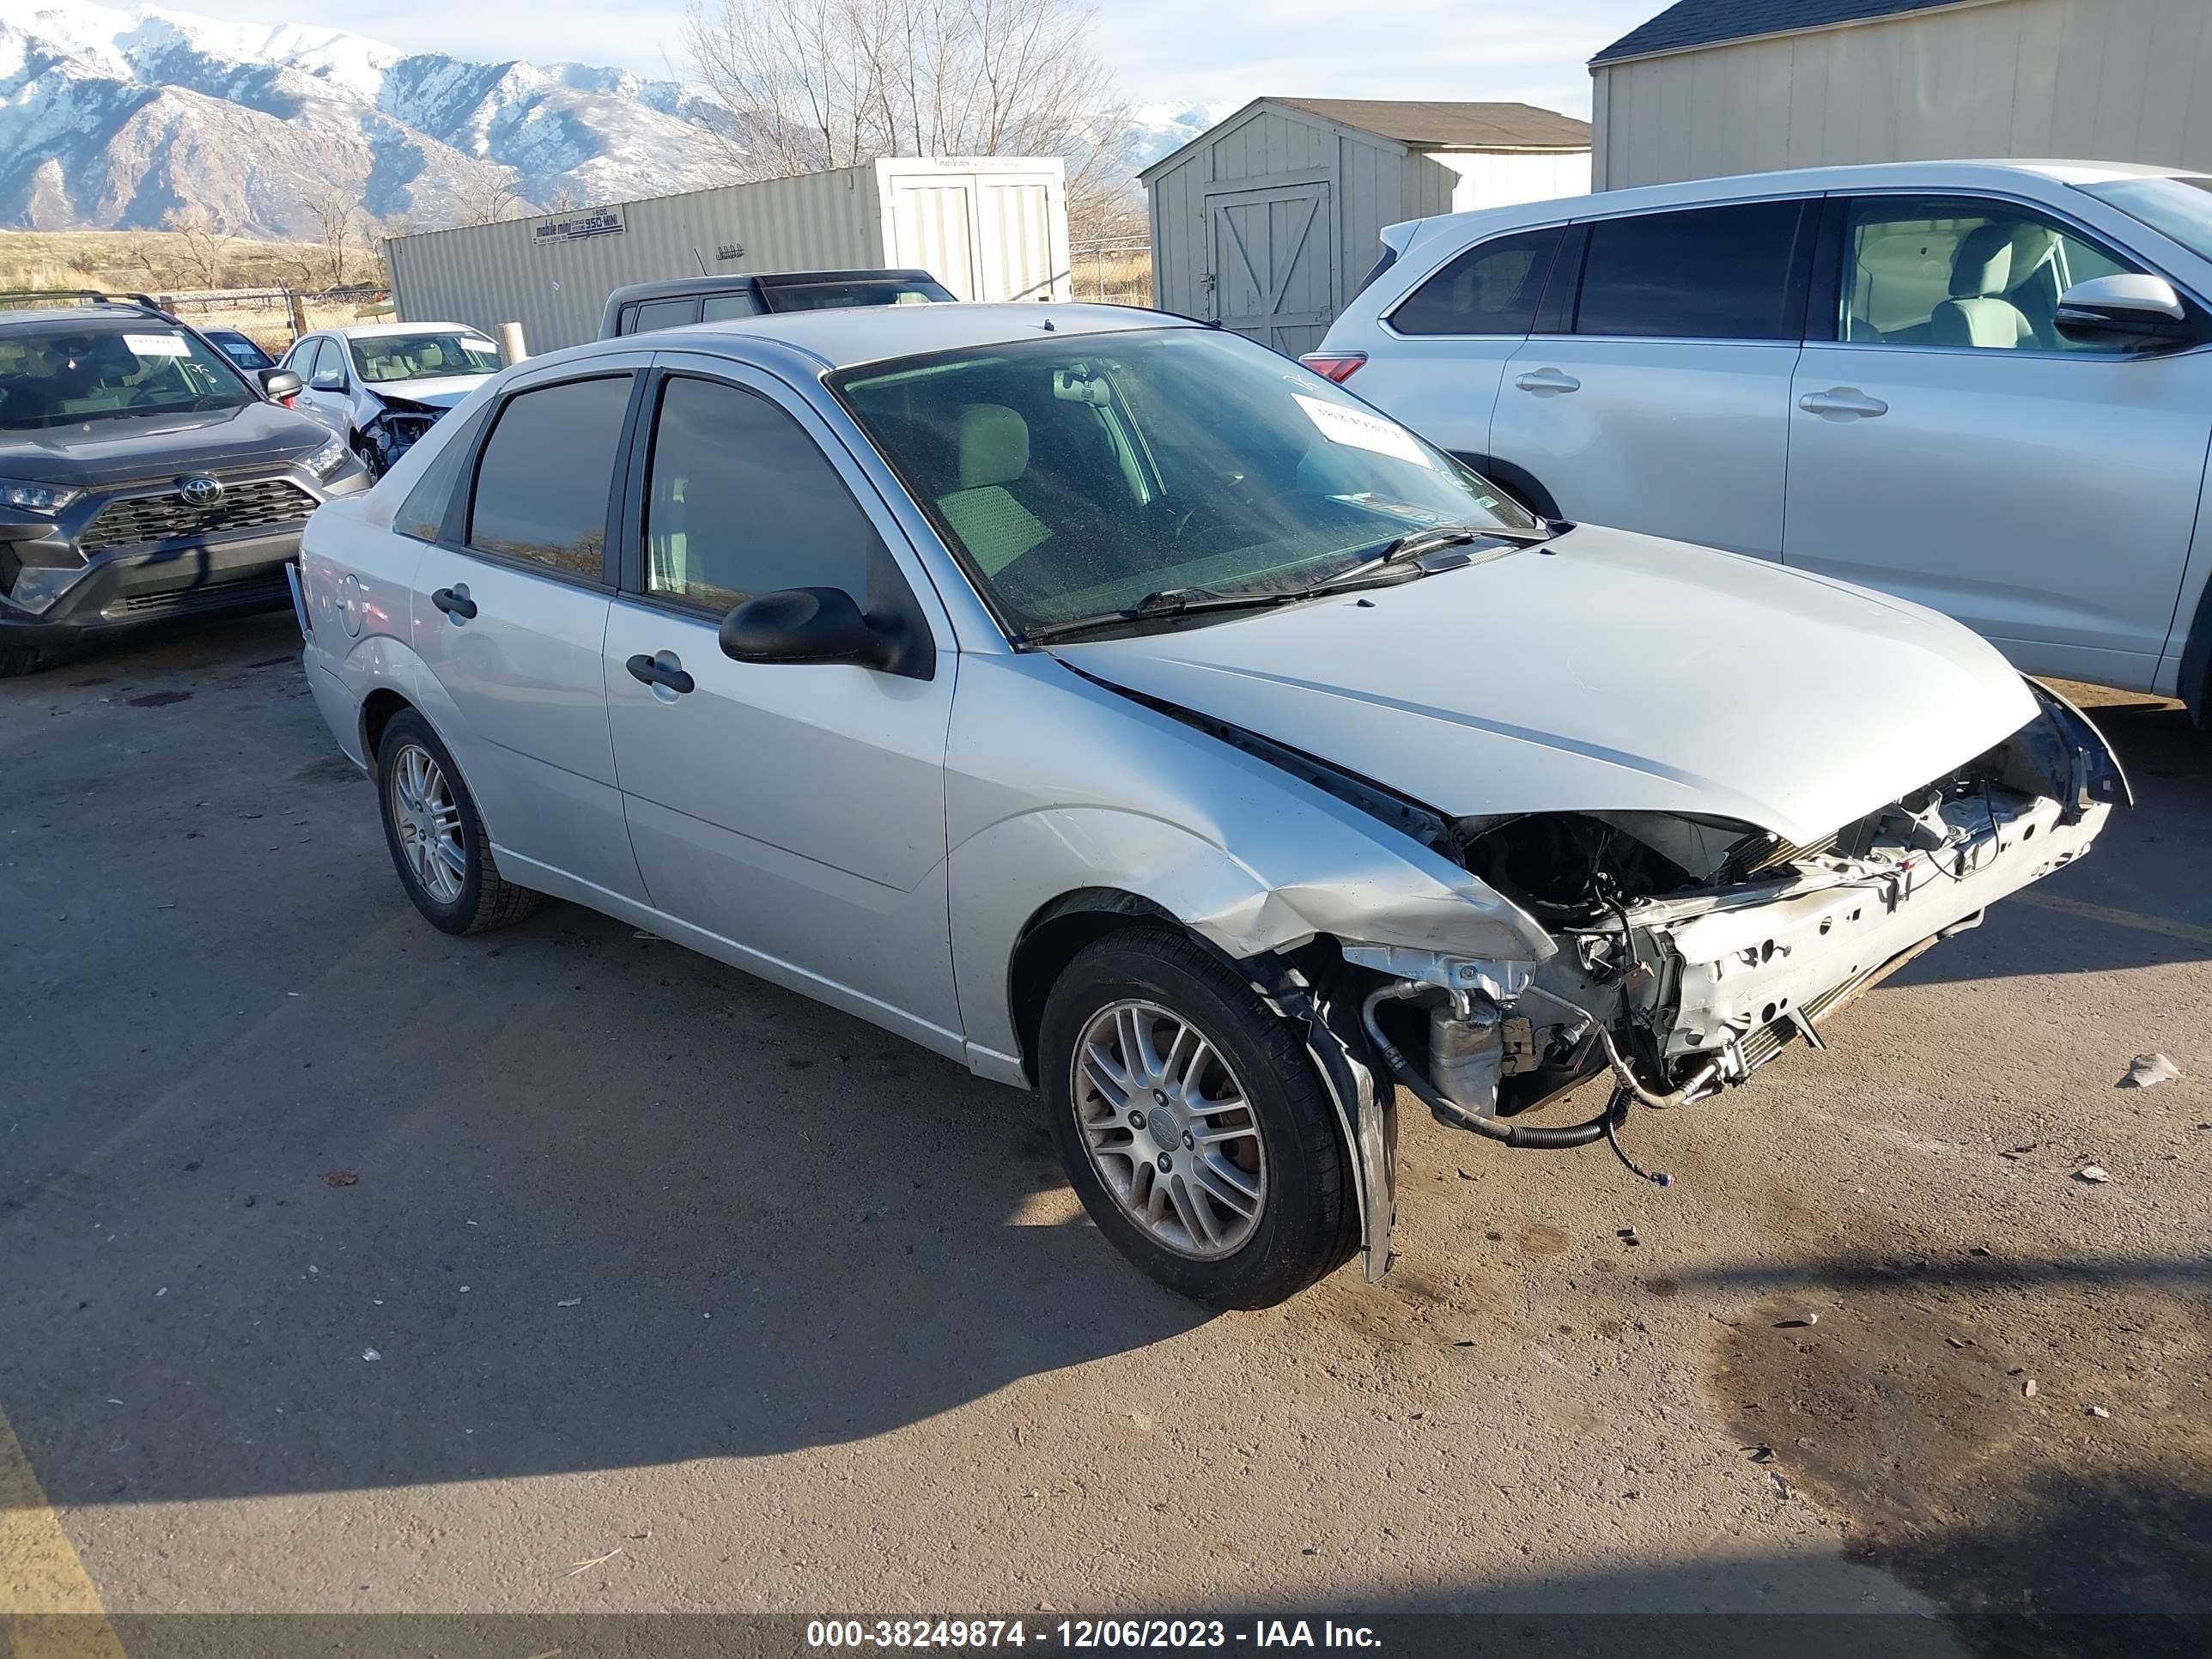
1798, 387, 1889, 419
1514, 367, 1581, 394
626, 652, 696, 696
431, 584, 476, 620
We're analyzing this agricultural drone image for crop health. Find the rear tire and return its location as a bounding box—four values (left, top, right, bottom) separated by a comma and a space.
374, 708, 540, 935
1039, 925, 1358, 1309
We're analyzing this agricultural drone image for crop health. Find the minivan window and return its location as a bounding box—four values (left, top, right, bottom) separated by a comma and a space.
1575, 201, 1810, 341
2077, 174, 2212, 264
1390, 227, 1562, 336
642, 376, 878, 612
466, 374, 633, 580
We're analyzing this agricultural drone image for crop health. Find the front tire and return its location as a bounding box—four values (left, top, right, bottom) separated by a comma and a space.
0, 642, 42, 678
1039, 925, 1358, 1309
374, 709, 540, 935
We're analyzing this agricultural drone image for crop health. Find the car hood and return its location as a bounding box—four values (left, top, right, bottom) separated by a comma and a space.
1051, 525, 2041, 847
0, 398, 332, 486
364, 374, 489, 409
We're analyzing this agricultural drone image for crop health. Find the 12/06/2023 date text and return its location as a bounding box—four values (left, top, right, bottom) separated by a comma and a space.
805, 1619, 1382, 1648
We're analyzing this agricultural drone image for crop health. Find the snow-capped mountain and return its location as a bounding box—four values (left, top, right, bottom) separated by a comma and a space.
1127, 102, 1238, 168
0, 0, 732, 235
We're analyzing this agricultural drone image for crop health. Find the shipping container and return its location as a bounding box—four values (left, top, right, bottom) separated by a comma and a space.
386, 156, 1073, 354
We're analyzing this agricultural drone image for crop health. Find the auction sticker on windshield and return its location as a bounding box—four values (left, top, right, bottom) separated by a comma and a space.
1291, 392, 1431, 468
123, 333, 191, 356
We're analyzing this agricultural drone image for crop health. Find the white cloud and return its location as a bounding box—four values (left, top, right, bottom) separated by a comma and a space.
157, 0, 1661, 118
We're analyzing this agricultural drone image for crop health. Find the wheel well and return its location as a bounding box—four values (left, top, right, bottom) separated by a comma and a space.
1007, 890, 1183, 1085
360, 688, 412, 763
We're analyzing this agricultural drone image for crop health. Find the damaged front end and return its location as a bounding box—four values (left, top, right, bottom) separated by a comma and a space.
1334, 682, 2125, 1218
359, 396, 447, 477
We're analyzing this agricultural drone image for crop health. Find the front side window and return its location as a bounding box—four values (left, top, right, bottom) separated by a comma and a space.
1839, 196, 2144, 351
1575, 200, 1811, 341
0, 323, 258, 429
641, 375, 879, 612
466, 374, 633, 580
834, 326, 1539, 636
1389, 227, 1561, 337
349, 331, 500, 385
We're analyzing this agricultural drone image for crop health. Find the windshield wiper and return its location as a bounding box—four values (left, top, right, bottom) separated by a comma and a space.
1316, 521, 1552, 592
1018, 586, 1291, 644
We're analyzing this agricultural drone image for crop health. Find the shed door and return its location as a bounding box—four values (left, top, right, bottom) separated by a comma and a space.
1207, 182, 1334, 354
975, 175, 1057, 301
889, 178, 981, 300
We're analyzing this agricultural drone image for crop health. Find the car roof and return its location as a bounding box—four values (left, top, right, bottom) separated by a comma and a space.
1389, 157, 2211, 245
325, 321, 489, 339
578, 301, 1198, 372
0, 303, 179, 331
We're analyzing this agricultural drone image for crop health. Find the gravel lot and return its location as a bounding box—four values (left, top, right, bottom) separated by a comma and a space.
4, 612, 2209, 1657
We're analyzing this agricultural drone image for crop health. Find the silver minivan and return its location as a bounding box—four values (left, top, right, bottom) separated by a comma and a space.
1310, 161, 2212, 719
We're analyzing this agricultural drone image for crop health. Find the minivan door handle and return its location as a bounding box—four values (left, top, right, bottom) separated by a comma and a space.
1514, 368, 1581, 394
430, 584, 476, 620
626, 652, 696, 696
1798, 387, 1889, 419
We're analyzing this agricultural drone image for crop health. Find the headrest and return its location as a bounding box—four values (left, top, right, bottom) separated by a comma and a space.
1949, 223, 2016, 298
956, 403, 1028, 490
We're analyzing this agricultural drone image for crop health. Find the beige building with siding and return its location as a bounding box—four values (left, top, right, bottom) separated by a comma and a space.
1590, 0, 2212, 191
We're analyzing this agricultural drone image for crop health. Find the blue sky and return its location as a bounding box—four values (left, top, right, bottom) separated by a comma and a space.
172, 0, 1663, 119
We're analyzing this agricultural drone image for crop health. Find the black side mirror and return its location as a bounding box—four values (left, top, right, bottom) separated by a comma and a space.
259, 368, 303, 401
719, 586, 931, 678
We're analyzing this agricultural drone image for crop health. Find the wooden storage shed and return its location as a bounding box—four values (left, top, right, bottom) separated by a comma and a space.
1142, 97, 1591, 352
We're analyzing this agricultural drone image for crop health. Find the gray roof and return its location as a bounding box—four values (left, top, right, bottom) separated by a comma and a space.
1270, 97, 1591, 152
1591, 0, 1977, 65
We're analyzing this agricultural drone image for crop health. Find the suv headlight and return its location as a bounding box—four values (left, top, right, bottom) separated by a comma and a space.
304, 433, 351, 479
0, 477, 80, 514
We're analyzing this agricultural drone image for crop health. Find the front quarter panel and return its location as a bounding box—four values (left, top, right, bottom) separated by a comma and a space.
945, 652, 1554, 1072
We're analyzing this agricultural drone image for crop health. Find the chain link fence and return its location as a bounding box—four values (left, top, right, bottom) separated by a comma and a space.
1068, 238, 1152, 306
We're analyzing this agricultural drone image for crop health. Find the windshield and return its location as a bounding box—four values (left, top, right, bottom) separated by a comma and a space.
0, 324, 256, 429
832, 326, 1538, 635
348, 331, 501, 386
761, 277, 952, 313
2077, 175, 2212, 263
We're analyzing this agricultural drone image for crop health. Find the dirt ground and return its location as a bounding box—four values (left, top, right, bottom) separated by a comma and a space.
3, 613, 2207, 1657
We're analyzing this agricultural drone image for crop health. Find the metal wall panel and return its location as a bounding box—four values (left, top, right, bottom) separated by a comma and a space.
387, 156, 1069, 354
1591, 0, 2212, 190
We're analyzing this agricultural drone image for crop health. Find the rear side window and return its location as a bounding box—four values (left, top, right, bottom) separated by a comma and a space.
625, 298, 701, 335
701, 292, 763, 321
1389, 227, 1563, 336
394, 403, 492, 544
466, 374, 633, 580
1575, 202, 1810, 341
641, 375, 879, 612
289, 338, 325, 380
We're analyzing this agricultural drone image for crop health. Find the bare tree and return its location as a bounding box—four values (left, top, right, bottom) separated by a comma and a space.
301, 186, 372, 288
684, 0, 1132, 223
450, 167, 526, 228
162, 204, 236, 289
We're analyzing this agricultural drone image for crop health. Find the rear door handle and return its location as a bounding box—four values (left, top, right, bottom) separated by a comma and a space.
1798, 387, 1889, 419
1514, 368, 1581, 394
431, 584, 476, 620
626, 652, 696, 696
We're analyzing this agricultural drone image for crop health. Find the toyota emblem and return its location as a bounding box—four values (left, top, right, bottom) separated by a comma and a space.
179, 474, 224, 508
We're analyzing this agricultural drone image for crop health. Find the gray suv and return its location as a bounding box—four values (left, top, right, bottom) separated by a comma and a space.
0, 294, 368, 676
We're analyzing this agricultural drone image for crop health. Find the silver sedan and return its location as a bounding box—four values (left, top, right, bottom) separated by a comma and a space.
294, 303, 2124, 1307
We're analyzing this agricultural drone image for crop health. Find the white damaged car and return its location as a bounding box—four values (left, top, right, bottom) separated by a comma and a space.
292, 304, 2126, 1307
